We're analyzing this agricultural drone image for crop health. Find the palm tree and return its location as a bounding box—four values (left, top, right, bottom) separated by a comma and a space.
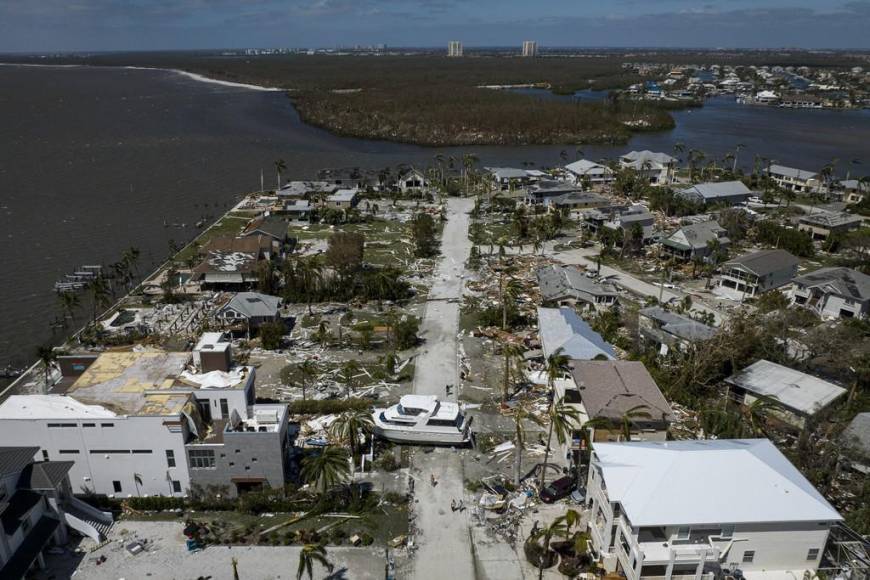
329, 409, 375, 475
340, 360, 360, 399
620, 404, 652, 441
298, 359, 318, 400
274, 159, 287, 191
462, 153, 479, 195
57, 291, 79, 326
296, 258, 322, 315
296, 543, 333, 580
88, 274, 112, 325
499, 275, 523, 330
500, 340, 525, 402
301, 446, 350, 494
36, 344, 57, 392
732, 143, 745, 173
512, 404, 544, 486
528, 514, 570, 580
314, 320, 331, 348
538, 349, 572, 488
539, 397, 581, 490
741, 395, 777, 437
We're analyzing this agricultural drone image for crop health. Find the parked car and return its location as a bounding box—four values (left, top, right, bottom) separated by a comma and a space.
540, 476, 575, 503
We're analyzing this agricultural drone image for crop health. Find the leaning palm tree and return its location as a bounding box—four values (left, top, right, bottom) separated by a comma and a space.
528, 514, 570, 580
620, 404, 652, 441
296, 543, 333, 580
329, 409, 375, 476
512, 404, 544, 486
539, 397, 581, 490
274, 158, 287, 191
340, 360, 361, 399
296, 258, 323, 315
36, 344, 57, 392
88, 274, 112, 325
500, 340, 525, 402
298, 359, 318, 400
301, 447, 350, 494
499, 275, 523, 330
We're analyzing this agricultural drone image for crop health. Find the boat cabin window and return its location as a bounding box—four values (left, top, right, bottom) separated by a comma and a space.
397, 404, 425, 416
428, 417, 460, 428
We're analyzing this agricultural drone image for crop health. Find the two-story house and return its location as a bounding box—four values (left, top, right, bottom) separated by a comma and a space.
586, 439, 842, 580
717, 249, 799, 300
790, 267, 870, 320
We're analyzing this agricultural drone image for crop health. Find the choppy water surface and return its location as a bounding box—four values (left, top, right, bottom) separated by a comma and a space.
1, 65, 869, 376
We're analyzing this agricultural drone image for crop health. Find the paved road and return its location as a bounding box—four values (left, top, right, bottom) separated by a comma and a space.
552, 246, 728, 325
410, 197, 477, 580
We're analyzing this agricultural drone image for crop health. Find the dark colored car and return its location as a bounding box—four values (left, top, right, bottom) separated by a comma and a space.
540, 476, 575, 504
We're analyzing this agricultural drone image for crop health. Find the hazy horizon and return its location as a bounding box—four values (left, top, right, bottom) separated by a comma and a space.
2, 1, 870, 53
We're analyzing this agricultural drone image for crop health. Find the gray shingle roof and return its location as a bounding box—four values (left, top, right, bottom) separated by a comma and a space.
639, 306, 717, 342
537, 307, 615, 361
793, 267, 870, 301
663, 220, 729, 251
221, 292, 281, 319
537, 265, 618, 303
725, 249, 799, 277
568, 360, 674, 423
0, 447, 39, 477
678, 180, 752, 201
798, 212, 863, 228
243, 216, 289, 241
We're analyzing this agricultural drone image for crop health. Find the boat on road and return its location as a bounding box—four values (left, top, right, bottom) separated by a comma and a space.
373, 394, 472, 445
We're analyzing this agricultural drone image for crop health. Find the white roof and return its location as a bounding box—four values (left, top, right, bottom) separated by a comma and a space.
194, 332, 230, 352
565, 159, 612, 176
593, 439, 842, 527
537, 307, 615, 361
769, 164, 817, 181
399, 394, 438, 413
0, 395, 117, 420
328, 188, 359, 202
725, 360, 846, 416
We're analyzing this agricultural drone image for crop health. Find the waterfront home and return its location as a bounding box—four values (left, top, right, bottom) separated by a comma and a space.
545, 190, 611, 211
754, 89, 780, 104
840, 179, 868, 204
325, 188, 360, 209
724, 360, 847, 428
780, 93, 825, 108
767, 164, 821, 193
537, 265, 618, 311
717, 249, 799, 300
537, 307, 616, 361
241, 216, 293, 257
0, 346, 289, 499
0, 446, 113, 579
215, 292, 284, 334
277, 181, 338, 200
619, 151, 677, 184
281, 199, 313, 221
790, 267, 870, 320
522, 180, 583, 205
637, 306, 717, 354
395, 168, 430, 193
561, 360, 673, 444
192, 235, 271, 289
661, 220, 730, 262
565, 159, 615, 185
485, 167, 533, 191
317, 167, 374, 190
797, 211, 863, 241
586, 439, 842, 580
676, 181, 753, 207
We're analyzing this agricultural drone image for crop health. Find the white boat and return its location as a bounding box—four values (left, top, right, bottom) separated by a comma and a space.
373, 395, 472, 445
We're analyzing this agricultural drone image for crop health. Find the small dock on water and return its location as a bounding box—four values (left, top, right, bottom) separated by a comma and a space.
54, 264, 102, 293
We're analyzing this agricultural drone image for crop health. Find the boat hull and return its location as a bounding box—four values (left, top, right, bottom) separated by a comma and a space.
372, 413, 472, 446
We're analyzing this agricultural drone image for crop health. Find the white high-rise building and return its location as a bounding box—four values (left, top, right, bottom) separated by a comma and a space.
447, 41, 463, 57
522, 40, 538, 57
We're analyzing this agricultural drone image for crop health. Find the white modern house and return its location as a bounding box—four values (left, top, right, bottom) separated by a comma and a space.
620, 151, 677, 184
790, 267, 870, 320
565, 159, 615, 185
0, 345, 286, 498
586, 439, 843, 580
767, 165, 821, 194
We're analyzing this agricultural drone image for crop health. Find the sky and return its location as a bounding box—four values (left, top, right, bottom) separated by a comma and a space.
1, 0, 869, 53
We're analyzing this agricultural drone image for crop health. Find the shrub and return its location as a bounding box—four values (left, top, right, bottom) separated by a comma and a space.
288, 399, 372, 415
375, 453, 400, 472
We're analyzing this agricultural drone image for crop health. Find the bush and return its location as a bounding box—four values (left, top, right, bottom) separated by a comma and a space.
288, 399, 372, 415
375, 453, 400, 472
258, 321, 286, 350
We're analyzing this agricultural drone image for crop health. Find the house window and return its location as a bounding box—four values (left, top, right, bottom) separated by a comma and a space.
676, 527, 690, 540
41, 450, 49, 461
101, 423, 115, 428
807, 549, 820, 561
82, 423, 96, 427
59, 450, 80, 455
113, 481, 122, 493
220, 399, 229, 417
188, 449, 216, 469
166, 450, 176, 468
171, 480, 182, 493
720, 525, 734, 539
742, 551, 755, 563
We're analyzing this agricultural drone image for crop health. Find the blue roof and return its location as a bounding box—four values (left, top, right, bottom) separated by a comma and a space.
537, 307, 616, 361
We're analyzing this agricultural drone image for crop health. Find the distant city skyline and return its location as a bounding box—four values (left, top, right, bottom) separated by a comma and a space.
1, 1, 870, 53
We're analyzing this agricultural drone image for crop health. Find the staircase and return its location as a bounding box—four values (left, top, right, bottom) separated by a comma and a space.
63, 498, 114, 542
